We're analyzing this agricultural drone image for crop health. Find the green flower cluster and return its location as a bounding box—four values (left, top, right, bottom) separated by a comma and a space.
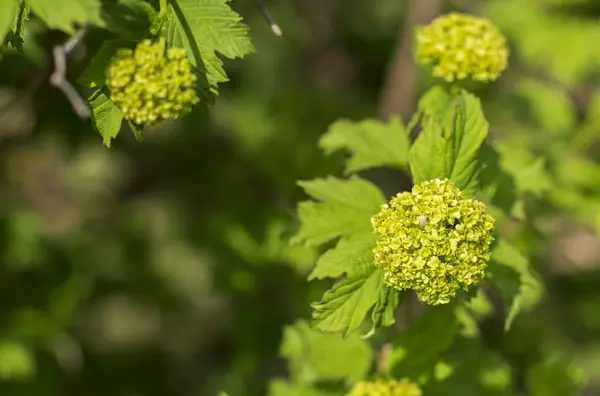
106, 39, 199, 126
347, 378, 422, 396
371, 179, 494, 305
415, 12, 509, 82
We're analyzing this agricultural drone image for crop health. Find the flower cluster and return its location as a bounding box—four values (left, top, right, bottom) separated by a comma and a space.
415, 12, 509, 82
347, 378, 422, 396
371, 179, 495, 305
106, 39, 199, 126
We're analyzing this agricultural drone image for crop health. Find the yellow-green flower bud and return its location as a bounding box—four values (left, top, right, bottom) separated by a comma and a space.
347, 378, 422, 396
371, 179, 494, 305
415, 12, 509, 83
106, 38, 199, 126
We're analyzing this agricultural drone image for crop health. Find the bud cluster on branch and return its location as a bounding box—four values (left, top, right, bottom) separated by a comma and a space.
106, 39, 199, 126
371, 179, 495, 305
416, 12, 509, 82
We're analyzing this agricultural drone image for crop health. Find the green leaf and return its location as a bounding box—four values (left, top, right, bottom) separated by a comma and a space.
416, 86, 455, 127
292, 176, 385, 246
368, 285, 400, 336
163, 0, 254, 99
172, 0, 254, 59
89, 90, 124, 147
448, 91, 490, 194
0, 0, 19, 43
102, 0, 160, 39
409, 90, 489, 195
406, 85, 454, 134
79, 39, 128, 88
308, 232, 377, 281
28, 0, 103, 33
280, 320, 372, 384
487, 238, 544, 331
311, 265, 383, 337
319, 117, 410, 174
408, 116, 449, 185
390, 304, 459, 379
3, 1, 30, 52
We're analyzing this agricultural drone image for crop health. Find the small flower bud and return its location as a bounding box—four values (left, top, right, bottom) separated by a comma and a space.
371, 179, 495, 305
347, 378, 422, 396
416, 12, 509, 83
106, 38, 200, 127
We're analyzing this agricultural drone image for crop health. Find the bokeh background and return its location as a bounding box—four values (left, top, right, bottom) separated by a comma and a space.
1, 0, 600, 395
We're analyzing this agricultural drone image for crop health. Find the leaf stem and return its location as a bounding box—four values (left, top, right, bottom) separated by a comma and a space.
159, 0, 168, 15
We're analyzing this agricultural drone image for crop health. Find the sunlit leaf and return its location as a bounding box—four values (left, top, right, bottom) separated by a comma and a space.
308, 233, 377, 281
319, 117, 410, 173
28, 0, 103, 33
311, 265, 385, 337
292, 176, 385, 246
409, 90, 489, 196
0, 0, 19, 42
89, 90, 124, 147
163, 0, 254, 99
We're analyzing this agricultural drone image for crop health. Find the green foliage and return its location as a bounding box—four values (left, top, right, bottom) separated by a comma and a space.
102, 0, 161, 39
409, 89, 489, 196
1, 2, 598, 396
281, 6, 590, 394
292, 176, 385, 246
311, 266, 386, 336
163, 0, 254, 98
308, 233, 378, 281
280, 321, 372, 384
27, 0, 103, 33
0, 0, 19, 43
319, 117, 410, 173
1, 0, 254, 146
88, 89, 124, 147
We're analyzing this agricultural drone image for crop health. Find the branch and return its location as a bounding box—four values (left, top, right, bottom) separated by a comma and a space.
0, 25, 91, 124
49, 25, 91, 118
377, 0, 442, 121
258, 0, 282, 36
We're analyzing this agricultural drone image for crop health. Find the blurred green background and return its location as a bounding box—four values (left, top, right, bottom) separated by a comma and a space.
1, 0, 600, 395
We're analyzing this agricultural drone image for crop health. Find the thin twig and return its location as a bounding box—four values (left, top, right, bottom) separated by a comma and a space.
49, 25, 91, 118
0, 25, 91, 124
258, 0, 282, 36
